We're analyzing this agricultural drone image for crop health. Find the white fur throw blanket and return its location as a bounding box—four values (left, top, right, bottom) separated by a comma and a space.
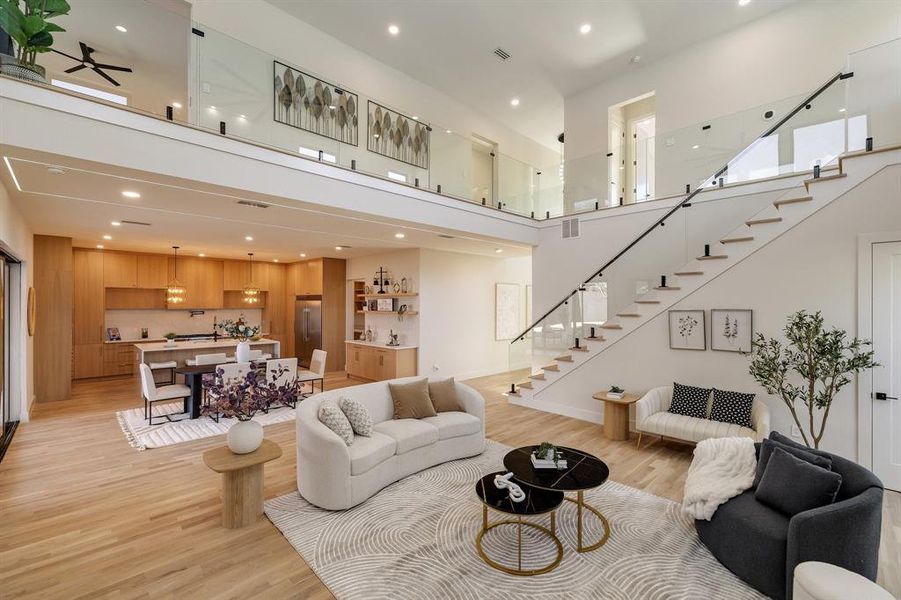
682, 436, 757, 521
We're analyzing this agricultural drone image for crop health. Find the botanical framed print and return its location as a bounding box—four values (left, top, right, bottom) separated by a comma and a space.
273, 61, 359, 145
367, 100, 429, 169
495, 283, 521, 341
669, 310, 706, 350
711, 309, 753, 353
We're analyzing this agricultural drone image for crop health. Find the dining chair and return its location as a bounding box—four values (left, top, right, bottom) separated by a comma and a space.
186, 352, 229, 366
296, 349, 327, 397
204, 362, 253, 422
139, 364, 191, 426
266, 357, 299, 408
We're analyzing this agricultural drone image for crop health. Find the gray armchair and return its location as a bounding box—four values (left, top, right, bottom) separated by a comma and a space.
695, 439, 883, 600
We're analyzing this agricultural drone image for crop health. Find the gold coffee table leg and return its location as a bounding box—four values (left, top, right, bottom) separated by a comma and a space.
476, 511, 563, 576
565, 490, 611, 553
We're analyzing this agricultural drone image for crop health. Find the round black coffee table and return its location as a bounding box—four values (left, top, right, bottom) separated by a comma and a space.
503, 446, 611, 553
475, 471, 564, 576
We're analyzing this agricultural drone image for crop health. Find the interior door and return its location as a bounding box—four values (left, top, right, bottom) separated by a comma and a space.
0, 256, 6, 438
872, 241, 901, 491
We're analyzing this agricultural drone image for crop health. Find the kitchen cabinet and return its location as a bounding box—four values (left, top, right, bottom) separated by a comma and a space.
136, 254, 169, 289
103, 251, 137, 288
294, 259, 323, 295
285, 259, 345, 370
102, 343, 137, 377
168, 257, 224, 309
73, 343, 104, 379
223, 290, 267, 309
73, 248, 104, 344
224, 260, 270, 291
345, 343, 416, 381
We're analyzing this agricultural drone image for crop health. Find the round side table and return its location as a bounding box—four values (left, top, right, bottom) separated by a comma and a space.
475, 471, 564, 576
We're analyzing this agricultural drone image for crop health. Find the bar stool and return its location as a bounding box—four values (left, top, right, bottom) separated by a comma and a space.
148, 360, 177, 385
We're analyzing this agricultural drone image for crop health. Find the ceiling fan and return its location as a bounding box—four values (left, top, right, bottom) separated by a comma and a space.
51, 42, 133, 87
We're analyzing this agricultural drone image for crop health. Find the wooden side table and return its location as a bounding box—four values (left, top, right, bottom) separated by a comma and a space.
203, 439, 282, 528
592, 392, 640, 441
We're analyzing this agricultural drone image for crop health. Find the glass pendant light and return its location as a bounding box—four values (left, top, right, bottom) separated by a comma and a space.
166, 246, 187, 304
243, 252, 261, 304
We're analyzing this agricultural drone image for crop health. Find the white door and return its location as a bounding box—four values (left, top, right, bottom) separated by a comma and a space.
872, 241, 901, 491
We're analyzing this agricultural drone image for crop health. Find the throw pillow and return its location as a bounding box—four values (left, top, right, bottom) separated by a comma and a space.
428, 378, 463, 412
709, 388, 755, 428
319, 403, 354, 445
668, 383, 711, 419
770, 430, 834, 461
338, 396, 373, 437
755, 447, 842, 516
389, 378, 437, 419
753, 437, 833, 488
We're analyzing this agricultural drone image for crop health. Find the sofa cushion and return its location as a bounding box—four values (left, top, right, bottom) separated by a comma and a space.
347, 432, 396, 476
668, 383, 710, 419
753, 437, 833, 488
373, 418, 439, 454
319, 403, 354, 446
339, 396, 373, 437
388, 378, 438, 419
696, 490, 790, 600
755, 448, 842, 516
421, 411, 480, 440
428, 378, 464, 412
641, 411, 756, 443
710, 388, 755, 428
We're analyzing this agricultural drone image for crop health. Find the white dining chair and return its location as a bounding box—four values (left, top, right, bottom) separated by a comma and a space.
296, 349, 327, 397
204, 362, 253, 422
139, 364, 191, 426
266, 357, 299, 409
186, 352, 229, 366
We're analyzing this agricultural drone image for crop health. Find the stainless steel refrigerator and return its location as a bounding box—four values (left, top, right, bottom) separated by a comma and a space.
294, 295, 322, 368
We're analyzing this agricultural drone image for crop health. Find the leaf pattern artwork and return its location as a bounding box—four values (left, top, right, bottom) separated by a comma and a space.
678, 315, 699, 340
367, 100, 429, 169
722, 315, 739, 345
273, 61, 358, 145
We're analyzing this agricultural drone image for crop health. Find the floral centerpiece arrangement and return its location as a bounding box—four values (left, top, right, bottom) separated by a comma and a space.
202, 368, 267, 453
216, 316, 260, 342
254, 364, 301, 412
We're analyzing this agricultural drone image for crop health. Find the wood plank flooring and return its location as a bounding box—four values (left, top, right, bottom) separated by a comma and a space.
1, 371, 898, 598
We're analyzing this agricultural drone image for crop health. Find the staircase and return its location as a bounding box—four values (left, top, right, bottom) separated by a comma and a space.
507, 146, 901, 407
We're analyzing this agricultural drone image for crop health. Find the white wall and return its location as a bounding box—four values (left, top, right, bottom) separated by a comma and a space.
0, 183, 34, 421
104, 308, 263, 342
532, 164, 901, 460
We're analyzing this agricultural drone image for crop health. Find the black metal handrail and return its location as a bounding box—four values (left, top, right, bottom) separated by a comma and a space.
510, 71, 850, 344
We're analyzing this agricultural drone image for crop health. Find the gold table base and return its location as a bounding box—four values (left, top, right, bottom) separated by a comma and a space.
566, 490, 611, 552
475, 506, 563, 576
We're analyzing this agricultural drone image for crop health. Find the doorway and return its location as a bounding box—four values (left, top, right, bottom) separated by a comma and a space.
0, 251, 20, 462
609, 93, 656, 205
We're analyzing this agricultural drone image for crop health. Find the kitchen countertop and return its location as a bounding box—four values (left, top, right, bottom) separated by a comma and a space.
345, 339, 418, 351
105, 338, 166, 345
135, 338, 280, 353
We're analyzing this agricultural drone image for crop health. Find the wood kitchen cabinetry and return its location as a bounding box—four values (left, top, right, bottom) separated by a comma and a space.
103, 252, 138, 288
285, 258, 345, 371
102, 343, 137, 377
136, 254, 169, 289
224, 260, 270, 291
345, 343, 416, 381
167, 256, 224, 309
73, 248, 106, 379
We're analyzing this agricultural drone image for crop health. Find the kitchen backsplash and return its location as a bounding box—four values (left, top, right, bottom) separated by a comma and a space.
104, 309, 264, 341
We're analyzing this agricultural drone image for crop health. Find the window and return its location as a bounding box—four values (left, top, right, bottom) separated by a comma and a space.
387, 171, 407, 183
298, 146, 336, 163
51, 79, 128, 105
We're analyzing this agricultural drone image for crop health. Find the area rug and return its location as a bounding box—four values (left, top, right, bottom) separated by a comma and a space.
116, 402, 295, 451
264, 440, 765, 600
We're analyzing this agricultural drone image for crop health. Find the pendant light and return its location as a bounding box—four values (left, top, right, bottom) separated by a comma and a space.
166, 246, 187, 304
243, 252, 261, 304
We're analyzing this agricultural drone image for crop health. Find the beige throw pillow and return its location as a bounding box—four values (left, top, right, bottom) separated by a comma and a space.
389, 378, 437, 419
319, 403, 354, 445
428, 378, 463, 412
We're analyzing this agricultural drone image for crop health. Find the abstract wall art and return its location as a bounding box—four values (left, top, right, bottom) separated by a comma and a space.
273, 61, 358, 145
367, 100, 429, 169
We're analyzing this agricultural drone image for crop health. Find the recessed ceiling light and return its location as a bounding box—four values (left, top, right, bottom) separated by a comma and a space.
387, 24, 400, 36
692, 144, 700, 150
96, 244, 104, 249
446, 129, 452, 134
110, 221, 121, 226
273, 259, 279, 263
46, 166, 65, 175
510, 98, 520, 107
102, 235, 112, 240
122, 190, 140, 199
115, 25, 127, 33
839, 108, 846, 113
208, 106, 217, 112
172, 101, 182, 109
579, 23, 592, 34
238, 114, 247, 120
738, 0, 751, 5
299, 253, 307, 258
335, 246, 343, 251
244, 235, 253, 241
394, 233, 406, 239
495, 248, 503, 253
198, 253, 205, 257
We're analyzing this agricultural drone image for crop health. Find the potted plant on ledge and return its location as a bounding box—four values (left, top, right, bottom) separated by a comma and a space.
203, 368, 267, 453
0, 0, 71, 83
216, 316, 260, 363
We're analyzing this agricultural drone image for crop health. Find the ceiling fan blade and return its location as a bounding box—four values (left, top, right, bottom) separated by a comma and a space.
64, 64, 87, 74
94, 68, 121, 87
93, 63, 133, 73
50, 48, 83, 62
79, 41, 92, 59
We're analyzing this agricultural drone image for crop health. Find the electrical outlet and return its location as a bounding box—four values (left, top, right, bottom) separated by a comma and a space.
790, 425, 801, 438
432, 364, 439, 372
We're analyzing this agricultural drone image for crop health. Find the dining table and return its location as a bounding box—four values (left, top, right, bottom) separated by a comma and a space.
175, 361, 267, 419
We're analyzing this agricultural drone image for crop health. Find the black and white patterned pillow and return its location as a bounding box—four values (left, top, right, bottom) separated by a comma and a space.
339, 396, 372, 437
668, 383, 710, 419
319, 403, 354, 445
710, 388, 755, 428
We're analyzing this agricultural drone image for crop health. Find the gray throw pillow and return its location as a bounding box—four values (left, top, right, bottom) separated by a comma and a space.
770, 430, 833, 461
319, 403, 354, 445
753, 437, 833, 488
339, 396, 372, 437
755, 447, 842, 516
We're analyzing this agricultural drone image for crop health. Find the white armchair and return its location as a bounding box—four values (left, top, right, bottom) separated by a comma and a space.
635, 385, 770, 448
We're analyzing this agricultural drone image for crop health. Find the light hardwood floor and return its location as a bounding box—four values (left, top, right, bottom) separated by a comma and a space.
1, 372, 898, 598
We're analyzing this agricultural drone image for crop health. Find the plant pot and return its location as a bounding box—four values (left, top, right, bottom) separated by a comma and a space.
227, 419, 263, 454
0, 54, 46, 83
165, 339, 176, 348
236, 340, 251, 363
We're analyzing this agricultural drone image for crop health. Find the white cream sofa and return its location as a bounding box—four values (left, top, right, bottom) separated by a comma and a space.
296, 377, 485, 510
635, 385, 770, 446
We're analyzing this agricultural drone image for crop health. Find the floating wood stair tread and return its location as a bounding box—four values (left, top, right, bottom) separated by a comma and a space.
746, 217, 783, 226
506, 390, 521, 397
773, 196, 812, 208
529, 373, 546, 381
674, 271, 704, 276
570, 345, 590, 351
542, 364, 560, 372
635, 300, 661, 304
720, 236, 754, 244
804, 173, 846, 189
555, 355, 574, 362
697, 255, 728, 260
600, 324, 623, 330
616, 313, 641, 317
518, 381, 534, 390
654, 286, 681, 291
582, 336, 606, 342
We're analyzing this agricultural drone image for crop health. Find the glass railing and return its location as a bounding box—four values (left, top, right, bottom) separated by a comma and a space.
511, 38, 901, 385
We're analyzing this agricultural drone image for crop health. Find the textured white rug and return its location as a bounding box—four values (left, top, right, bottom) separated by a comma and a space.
265, 440, 765, 600
116, 402, 295, 451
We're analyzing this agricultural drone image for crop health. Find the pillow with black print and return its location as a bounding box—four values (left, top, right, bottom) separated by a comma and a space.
668, 383, 710, 419
709, 388, 755, 428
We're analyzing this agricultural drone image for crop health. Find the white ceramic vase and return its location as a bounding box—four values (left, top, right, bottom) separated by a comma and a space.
236, 340, 251, 363
227, 420, 263, 454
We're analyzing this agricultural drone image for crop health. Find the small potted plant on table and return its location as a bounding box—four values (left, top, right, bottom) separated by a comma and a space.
531, 442, 567, 470
163, 332, 177, 347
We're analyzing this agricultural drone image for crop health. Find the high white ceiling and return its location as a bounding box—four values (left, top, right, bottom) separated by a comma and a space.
266, 0, 794, 148
0, 149, 530, 262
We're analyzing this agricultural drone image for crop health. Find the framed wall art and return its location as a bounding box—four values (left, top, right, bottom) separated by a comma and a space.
710, 309, 753, 353
367, 100, 429, 169
668, 310, 706, 350
273, 61, 359, 145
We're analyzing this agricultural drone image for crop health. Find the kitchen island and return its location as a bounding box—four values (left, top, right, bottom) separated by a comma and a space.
135, 338, 281, 367
345, 340, 417, 381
